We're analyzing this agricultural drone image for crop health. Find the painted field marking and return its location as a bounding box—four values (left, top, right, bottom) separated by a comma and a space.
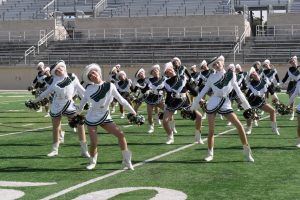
0, 124, 67, 137
41, 115, 269, 200
21, 124, 33, 127
122, 125, 133, 128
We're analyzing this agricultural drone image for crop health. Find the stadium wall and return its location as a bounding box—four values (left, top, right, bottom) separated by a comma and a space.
268, 13, 300, 25
0, 20, 54, 32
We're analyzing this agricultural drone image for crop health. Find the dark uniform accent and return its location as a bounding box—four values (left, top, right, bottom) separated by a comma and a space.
90, 82, 111, 102
282, 66, 300, 95
165, 75, 197, 111
144, 77, 165, 105
246, 79, 268, 109
57, 73, 75, 88
214, 71, 233, 89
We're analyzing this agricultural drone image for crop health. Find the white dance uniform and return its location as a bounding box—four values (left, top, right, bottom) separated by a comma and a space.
78, 82, 136, 126
191, 69, 251, 114
35, 73, 84, 117
288, 81, 300, 114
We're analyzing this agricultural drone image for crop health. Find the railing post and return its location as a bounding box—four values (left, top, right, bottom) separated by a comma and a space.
183, 27, 186, 37
168, 27, 169, 38
200, 26, 202, 38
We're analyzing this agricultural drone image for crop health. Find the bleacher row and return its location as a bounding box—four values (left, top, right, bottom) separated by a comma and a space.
0, 0, 298, 20
0, 0, 300, 66
33, 39, 236, 66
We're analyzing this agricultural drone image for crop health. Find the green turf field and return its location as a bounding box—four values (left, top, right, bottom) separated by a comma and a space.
0, 91, 300, 200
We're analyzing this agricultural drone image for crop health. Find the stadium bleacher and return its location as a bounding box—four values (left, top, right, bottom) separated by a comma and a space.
98, 0, 230, 18
33, 38, 236, 66
0, 0, 300, 67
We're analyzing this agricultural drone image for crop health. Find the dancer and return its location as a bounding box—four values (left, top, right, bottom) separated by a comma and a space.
32, 60, 90, 158
78, 63, 135, 170
191, 55, 254, 162
164, 62, 203, 144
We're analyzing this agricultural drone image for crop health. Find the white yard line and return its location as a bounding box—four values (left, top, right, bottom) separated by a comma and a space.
21, 124, 33, 127
41, 115, 269, 200
0, 124, 67, 137
0, 126, 53, 137
0, 100, 28, 104
122, 125, 133, 128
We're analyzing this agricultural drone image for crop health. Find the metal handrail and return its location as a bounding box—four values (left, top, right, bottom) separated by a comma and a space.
24, 46, 35, 64
233, 42, 239, 62
37, 30, 54, 54
94, 0, 107, 17
43, 0, 55, 11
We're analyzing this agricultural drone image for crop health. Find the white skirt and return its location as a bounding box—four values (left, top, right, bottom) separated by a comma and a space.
206, 96, 233, 114
50, 100, 77, 117
85, 110, 113, 126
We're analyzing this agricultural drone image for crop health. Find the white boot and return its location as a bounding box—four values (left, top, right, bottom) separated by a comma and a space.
86, 153, 98, 170
148, 124, 154, 134
202, 112, 207, 119
243, 145, 254, 162
227, 121, 232, 126
47, 143, 59, 157
166, 133, 174, 144
272, 122, 280, 135
122, 150, 134, 170
289, 112, 295, 121
245, 125, 252, 135
155, 114, 161, 125
296, 138, 300, 148
254, 120, 259, 127
120, 112, 125, 119
44, 112, 50, 117
73, 127, 77, 133
59, 131, 65, 144
111, 106, 115, 113
194, 130, 204, 144
80, 141, 90, 158
220, 114, 223, 120
169, 121, 177, 134
204, 148, 214, 162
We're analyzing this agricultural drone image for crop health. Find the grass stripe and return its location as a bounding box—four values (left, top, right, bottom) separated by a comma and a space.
41, 115, 269, 200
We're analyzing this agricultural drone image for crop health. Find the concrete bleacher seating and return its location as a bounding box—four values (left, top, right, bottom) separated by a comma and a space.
290, 0, 300, 13
98, 0, 228, 18
0, 41, 35, 65
0, 0, 97, 20
241, 37, 300, 63
33, 38, 236, 66
0, 0, 49, 20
